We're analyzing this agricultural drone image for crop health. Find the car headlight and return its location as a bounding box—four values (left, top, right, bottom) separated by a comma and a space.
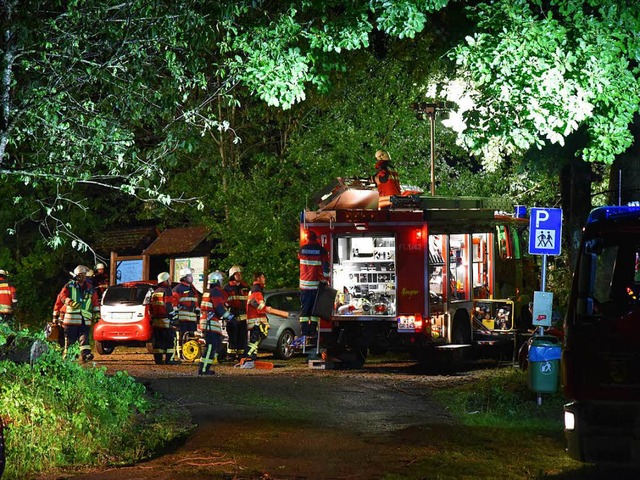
564, 411, 575, 431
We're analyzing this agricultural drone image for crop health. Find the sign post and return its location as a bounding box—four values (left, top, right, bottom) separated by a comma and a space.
528, 208, 563, 405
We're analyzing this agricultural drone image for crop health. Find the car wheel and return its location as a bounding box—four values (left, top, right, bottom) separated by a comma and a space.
274, 329, 295, 360
95, 340, 114, 355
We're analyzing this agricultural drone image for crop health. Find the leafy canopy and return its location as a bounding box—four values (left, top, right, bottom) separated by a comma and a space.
451, 0, 640, 166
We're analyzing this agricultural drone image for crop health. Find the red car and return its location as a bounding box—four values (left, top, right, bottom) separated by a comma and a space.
93, 281, 155, 355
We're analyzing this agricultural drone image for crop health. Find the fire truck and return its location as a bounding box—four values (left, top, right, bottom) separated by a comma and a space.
301, 178, 537, 368
563, 205, 640, 466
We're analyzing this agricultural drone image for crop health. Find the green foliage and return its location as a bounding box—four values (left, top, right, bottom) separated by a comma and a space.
0, 329, 188, 479
434, 368, 564, 431
452, 0, 640, 165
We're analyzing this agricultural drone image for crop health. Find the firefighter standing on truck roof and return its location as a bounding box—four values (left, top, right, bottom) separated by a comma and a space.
299, 230, 330, 342
150, 272, 179, 365
0, 270, 17, 327
224, 265, 249, 361
198, 270, 233, 375
243, 272, 272, 361
172, 267, 201, 356
373, 149, 401, 209
53, 265, 99, 362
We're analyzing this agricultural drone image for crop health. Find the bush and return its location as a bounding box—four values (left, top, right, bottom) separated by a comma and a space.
0, 327, 189, 479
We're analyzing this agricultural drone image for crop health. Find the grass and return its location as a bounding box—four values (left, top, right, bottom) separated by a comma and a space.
433, 367, 566, 430
381, 366, 591, 479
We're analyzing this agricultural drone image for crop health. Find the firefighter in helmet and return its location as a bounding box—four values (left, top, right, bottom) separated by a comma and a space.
243, 272, 272, 361
373, 149, 401, 209
0, 269, 17, 327
172, 267, 200, 355
223, 265, 249, 361
198, 270, 233, 375
150, 272, 179, 364
298, 230, 330, 344
53, 265, 99, 361
93, 262, 109, 298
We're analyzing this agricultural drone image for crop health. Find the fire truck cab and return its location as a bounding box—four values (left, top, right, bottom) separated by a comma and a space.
302, 179, 536, 368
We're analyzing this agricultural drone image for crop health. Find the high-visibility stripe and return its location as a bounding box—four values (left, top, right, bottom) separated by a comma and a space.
300, 259, 322, 266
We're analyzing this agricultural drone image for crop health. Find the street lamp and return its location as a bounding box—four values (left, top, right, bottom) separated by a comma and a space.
412, 101, 449, 196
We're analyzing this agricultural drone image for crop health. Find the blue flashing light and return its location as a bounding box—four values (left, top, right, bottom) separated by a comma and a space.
587, 205, 640, 224
514, 205, 527, 218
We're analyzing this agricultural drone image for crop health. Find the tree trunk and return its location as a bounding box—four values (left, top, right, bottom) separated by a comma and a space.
560, 157, 592, 267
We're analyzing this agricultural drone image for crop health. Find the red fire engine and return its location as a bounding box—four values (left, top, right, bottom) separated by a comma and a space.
302, 179, 537, 368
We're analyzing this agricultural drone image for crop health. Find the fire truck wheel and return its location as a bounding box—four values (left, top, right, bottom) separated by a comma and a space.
95, 340, 114, 355
274, 329, 295, 360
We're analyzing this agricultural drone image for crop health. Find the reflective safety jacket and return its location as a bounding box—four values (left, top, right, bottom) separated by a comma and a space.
224, 280, 249, 321
0, 282, 17, 315
172, 281, 200, 323
150, 284, 177, 329
56, 280, 99, 326
299, 240, 330, 290
374, 164, 401, 208
199, 285, 228, 334
246, 282, 268, 329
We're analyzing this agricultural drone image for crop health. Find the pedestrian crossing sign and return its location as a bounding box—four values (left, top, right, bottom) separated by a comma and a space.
528, 208, 562, 256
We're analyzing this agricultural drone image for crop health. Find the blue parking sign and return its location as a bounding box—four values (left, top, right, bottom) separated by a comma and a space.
529, 208, 562, 256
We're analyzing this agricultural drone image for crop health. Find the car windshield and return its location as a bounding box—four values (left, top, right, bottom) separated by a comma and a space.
586, 230, 640, 317
103, 285, 151, 306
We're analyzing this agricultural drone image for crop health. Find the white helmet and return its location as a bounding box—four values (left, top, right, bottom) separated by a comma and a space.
95, 263, 105, 270
73, 265, 88, 276
0, 269, 7, 277
86, 269, 94, 277
179, 267, 193, 278
229, 265, 242, 277
157, 272, 170, 283
208, 270, 224, 285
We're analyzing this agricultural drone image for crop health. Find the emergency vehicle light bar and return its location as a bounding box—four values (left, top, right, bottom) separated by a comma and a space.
587, 205, 640, 224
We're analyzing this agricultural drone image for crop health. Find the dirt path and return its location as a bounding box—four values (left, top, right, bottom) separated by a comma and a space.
36, 350, 593, 480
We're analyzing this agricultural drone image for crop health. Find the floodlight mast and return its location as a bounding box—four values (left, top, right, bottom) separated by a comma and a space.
412, 102, 447, 197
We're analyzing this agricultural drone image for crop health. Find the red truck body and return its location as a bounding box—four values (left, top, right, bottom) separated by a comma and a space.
302, 180, 536, 367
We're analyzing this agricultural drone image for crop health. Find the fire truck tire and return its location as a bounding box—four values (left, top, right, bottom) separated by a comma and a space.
95, 340, 115, 355
274, 329, 295, 360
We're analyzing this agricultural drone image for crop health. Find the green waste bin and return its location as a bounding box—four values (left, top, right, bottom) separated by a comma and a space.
528, 335, 562, 393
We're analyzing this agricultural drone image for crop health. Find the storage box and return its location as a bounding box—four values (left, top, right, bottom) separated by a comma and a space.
482, 319, 495, 330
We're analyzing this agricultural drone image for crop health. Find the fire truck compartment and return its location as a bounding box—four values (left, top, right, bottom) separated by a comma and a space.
332, 235, 397, 319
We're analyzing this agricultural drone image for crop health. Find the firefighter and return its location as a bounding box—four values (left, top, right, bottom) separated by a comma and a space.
243, 272, 272, 361
373, 149, 401, 209
93, 262, 109, 298
299, 230, 330, 342
172, 267, 200, 356
198, 270, 233, 375
223, 265, 249, 361
0, 270, 17, 327
54, 265, 99, 362
150, 272, 179, 365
